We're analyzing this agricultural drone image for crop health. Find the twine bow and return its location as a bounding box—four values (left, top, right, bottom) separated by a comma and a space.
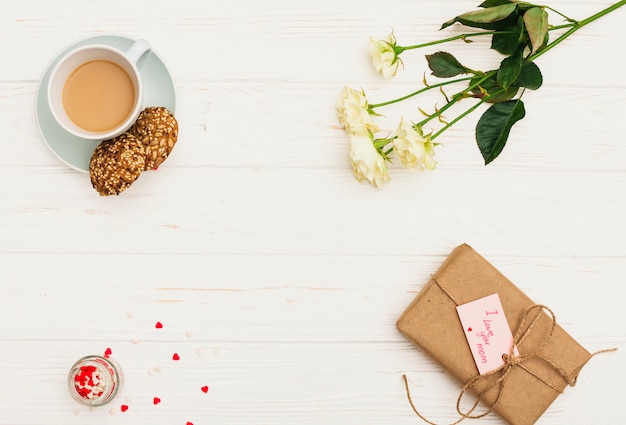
403, 303, 617, 425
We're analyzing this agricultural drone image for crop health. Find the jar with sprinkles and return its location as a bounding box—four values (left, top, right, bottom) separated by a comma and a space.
67, 355, 122, 406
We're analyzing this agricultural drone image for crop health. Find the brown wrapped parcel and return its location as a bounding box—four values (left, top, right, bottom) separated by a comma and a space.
397, 244, 592, 425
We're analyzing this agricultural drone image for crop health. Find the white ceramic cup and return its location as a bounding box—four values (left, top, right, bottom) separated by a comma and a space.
47, 39, 151, 140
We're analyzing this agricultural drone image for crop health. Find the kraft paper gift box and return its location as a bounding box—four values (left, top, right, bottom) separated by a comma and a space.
396, 244, 592, 425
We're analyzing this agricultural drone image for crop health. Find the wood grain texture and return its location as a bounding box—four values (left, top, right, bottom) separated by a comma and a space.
0, 0, 624, 424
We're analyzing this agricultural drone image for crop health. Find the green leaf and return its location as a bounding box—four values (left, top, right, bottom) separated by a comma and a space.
491, 24, 523, 55
514, 60, 542, 90
516, 2, 540, 12
523, 7, 549, 54
441, 4, 518, 30
476, 99, 526, 164
425, 52, 469, 78
497, 47, 523, 89
479, 0, 512, 7
480, 0, 537, 7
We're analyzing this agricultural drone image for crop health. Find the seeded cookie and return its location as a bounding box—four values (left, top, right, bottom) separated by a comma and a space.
89, 133, 146, 196
129, 106, 178, 170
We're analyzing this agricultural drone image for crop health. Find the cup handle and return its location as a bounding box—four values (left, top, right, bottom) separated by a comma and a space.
125, 39, 151, 65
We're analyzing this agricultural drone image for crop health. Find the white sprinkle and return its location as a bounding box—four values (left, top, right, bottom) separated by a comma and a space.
126, 311, 135, 319
131, 338, 140, 344
147, 368, 155, 376
153, 364, 162, 372
185, 331, 193, 338
196, 348, 205, 356
109, 407, 117, 415
125, 396, 134, 403
73, 408, 81, 416
213, 347, 222, 355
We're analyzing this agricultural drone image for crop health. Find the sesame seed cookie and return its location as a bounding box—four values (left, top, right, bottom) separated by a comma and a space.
129, 106, 178, 170
89, 133, 146, 196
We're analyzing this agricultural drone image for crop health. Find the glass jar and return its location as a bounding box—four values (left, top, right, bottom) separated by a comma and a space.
67, 355, 122, 406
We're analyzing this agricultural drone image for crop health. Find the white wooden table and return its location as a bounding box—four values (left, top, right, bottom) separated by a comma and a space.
1, 1, 625, 424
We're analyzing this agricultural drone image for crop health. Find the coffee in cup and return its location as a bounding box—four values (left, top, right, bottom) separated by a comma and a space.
48, 39, 151, 140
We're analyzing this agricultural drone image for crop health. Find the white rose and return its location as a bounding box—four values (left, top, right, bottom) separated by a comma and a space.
393, 117, 437, 171
369, 35, 401, 79
336, 86, 379, 136
349, 134, 390, 187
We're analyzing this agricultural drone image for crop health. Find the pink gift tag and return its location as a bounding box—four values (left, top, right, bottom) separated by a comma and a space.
456, 293, 519, 375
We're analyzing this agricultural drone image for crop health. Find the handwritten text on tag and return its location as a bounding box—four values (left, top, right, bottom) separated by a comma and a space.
456, 293, 519, 375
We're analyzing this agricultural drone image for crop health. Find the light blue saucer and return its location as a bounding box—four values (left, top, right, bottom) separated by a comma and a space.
35, 35, 176, 173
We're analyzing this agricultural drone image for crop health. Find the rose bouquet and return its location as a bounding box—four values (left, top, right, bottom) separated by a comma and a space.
337, 0, 625, 187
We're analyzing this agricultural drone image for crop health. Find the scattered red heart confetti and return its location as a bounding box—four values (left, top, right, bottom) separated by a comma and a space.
468, 327, 472, 332
104, 347, 112, 358
118, 313, 210, 422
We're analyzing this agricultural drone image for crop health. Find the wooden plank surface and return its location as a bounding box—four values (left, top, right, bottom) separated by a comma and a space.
1, 1, 625, 424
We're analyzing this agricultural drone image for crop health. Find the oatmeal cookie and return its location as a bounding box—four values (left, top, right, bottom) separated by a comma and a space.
89, 133, 146, 196
129, 106, 178, 170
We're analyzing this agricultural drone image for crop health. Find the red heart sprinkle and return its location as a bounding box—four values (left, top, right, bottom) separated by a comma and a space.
104, 348, 112, 358
201, 386, 209, 393
121, 405, 129, 412
155, 321, 163, 329
153, 397, 161, 405
468, 327, 472, 332
172, 353, 180, 361
186, 422, 194, 425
